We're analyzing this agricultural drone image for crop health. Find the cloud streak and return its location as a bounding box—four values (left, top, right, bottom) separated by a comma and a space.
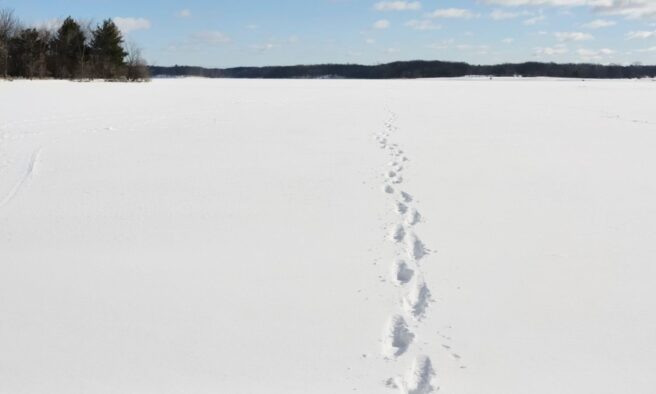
375, 1, 422, 11
113, 17, 151, 34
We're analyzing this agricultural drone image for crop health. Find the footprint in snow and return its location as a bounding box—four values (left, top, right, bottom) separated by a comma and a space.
406, 208, 421, 226
389, 224, 406, 243
382, 315, 414, 358
387, 355, 436, 394
406, 233, 427, 261
391, 259, 414, 285
403, 277, 431, 320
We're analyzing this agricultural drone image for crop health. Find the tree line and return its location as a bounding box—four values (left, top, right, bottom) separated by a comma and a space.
151, 60, 656, 80
0, 9, 148, 81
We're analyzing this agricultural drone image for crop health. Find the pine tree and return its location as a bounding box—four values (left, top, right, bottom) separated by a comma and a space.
8, 28, 48, 78
90, 19, 127, 79
52, 17, 87, 79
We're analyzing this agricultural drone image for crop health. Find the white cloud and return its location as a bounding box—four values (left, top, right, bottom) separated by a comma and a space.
578, 47, 615, 60
637, 46, 656, 52
502, 37, 515, 43
428, 8, 477, 19
583, 19, 616, 28
599, 1, 656, 20
483, 0, 656, 20
485, 0, 612, 5
626, 30, 656, 39
490, 10, 522, 20
366, 38, 376, 44
191, 31, 232, 45
523, 14, 546, 24
405, 19, 441, 30
178, 9, 192, 18
374, 1, 422, 11
555, 31, 594, 41
113, 17, 151, 34
534, 44, 569, 56
373, 19, 391, 29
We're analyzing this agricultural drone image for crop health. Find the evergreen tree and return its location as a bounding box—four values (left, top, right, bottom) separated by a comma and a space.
52, 17, 87, 79
8, 28, 48, 78
90, 19, 127, 79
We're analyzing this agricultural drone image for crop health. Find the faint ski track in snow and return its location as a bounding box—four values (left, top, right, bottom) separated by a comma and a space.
0, 147, 43, 210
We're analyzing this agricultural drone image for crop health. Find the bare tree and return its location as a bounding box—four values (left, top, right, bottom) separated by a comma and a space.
125, 41, 149, 81
0, 9, 20, 78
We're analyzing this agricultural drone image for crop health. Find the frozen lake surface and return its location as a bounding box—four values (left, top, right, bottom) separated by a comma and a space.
1, 78, 655, 394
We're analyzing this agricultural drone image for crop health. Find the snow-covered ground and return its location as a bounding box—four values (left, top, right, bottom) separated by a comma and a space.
1, 78, 655, 394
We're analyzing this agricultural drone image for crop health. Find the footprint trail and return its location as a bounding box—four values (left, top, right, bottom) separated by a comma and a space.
373, 111, 439, 393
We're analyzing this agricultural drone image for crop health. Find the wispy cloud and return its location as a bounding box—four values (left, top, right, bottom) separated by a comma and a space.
373, 19, 391, 29
582, 19, 616, 29
428, 8, 477, 19
113, 17, 151, 34
578, 47, 615, 61
178, 9, 192, 18
191, 31, 232, 45
555, 31, 594, 41
523, 14, 546, 25
405, 19, 441, 30
626, 30, 656, 39
490, 10, 522, 20
534, 44, 568, 56
483, 0, 656, 20
374, 1, 422, 11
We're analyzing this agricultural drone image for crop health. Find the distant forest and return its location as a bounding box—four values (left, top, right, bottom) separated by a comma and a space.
151, 61, 656, 80
0, 9, 148, 81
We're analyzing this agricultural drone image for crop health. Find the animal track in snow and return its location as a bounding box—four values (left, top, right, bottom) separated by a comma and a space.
384, 185, 395, 194
382, 315, 415, 358
401, 192, 413, 203
403, 277, 431, 319
391, 260, 414, 285
396, 202, 408, 215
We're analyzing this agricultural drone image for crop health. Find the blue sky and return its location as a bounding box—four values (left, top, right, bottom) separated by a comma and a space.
2, 0, 656, 67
